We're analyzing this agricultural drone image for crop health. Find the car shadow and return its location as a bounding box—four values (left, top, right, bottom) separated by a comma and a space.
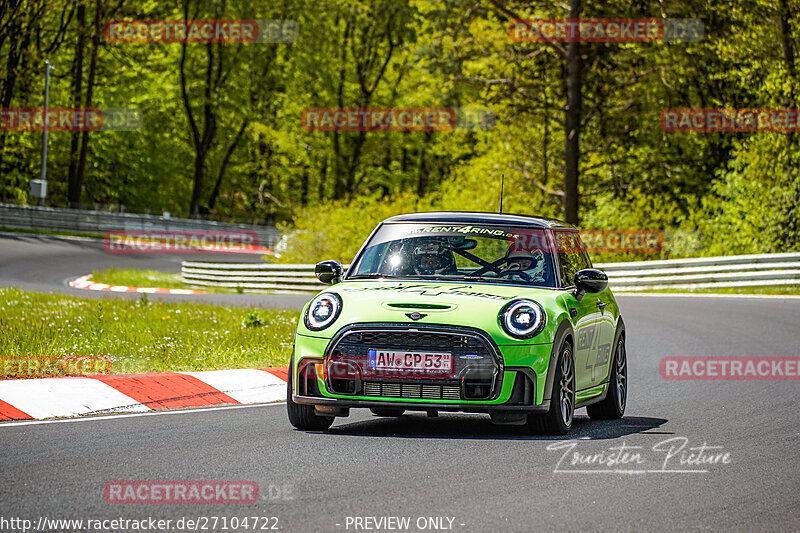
322, 413, 669, 441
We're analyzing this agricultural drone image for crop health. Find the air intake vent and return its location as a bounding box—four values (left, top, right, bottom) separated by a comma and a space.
386, 303, 454, 310
363, 381, 461, 400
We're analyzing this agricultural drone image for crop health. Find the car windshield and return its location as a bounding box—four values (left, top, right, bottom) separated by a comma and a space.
349, 222, 558, 288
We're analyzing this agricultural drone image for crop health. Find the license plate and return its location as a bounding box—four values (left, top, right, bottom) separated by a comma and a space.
367, 349, 453, 376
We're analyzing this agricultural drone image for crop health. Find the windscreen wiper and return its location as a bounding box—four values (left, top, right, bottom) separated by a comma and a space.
427, 274, 500, 282
348, 273, 404, 279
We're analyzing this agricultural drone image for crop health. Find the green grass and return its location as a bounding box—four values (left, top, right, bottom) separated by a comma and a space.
90, 267, 256, 293
620, 285, 800, 296
0, 288, 298, 374
91, 268, 188, 290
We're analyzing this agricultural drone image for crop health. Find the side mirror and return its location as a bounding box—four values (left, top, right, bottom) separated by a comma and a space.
315, 260, 344, 285
573, 268, 608, 302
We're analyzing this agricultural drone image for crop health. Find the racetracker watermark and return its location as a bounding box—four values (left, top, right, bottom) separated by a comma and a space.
104, 19, 298, 43
661, 108, 800, 132
103, 231, 261, 254
509, 229, 665, 254
1, 355, 111, 379
509, 18, 703, 43
453, 108, 496, 131
1, 516, 281, 532
577, 230, 664, 254
661, 357, 800, 380
1, 108, 141, 131
548, 437, 732, 474
103, 481, 259, 504
336, 516, 464, 530
302, 108, 455, 132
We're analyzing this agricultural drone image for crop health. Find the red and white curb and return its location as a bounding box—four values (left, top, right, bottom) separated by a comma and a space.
69, 274, 205, 295
0, 367, 288, 421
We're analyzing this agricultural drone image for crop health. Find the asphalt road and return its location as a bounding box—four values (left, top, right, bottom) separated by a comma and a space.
1, 231, 799, 531
0, 232, 309, 308
2, 295, 799, 531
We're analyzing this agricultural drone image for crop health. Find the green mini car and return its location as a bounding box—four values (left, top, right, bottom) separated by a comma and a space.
287, 212, 627, 434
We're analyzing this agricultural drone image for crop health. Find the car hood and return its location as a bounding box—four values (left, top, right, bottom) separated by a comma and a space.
298, 280, 565, 345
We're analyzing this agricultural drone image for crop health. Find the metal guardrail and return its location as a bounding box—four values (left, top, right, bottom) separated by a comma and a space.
0, 203, 282, 247
181, 253, 800, 293
181, 262, 337, 293
598, 252, 800, 290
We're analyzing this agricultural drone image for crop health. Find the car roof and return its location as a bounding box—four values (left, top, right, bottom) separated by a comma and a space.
382, 211, 575, 229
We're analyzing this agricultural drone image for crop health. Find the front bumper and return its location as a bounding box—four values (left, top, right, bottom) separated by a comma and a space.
293, 324, 554, 412
292, 394, 551, 414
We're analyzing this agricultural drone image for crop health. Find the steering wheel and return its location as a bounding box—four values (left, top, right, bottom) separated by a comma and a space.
494, 269, 533, 282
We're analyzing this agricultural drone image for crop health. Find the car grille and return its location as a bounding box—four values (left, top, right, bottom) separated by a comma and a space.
345, 330, 485, 350
325, 324, 502, 401
363, 381, 462, 400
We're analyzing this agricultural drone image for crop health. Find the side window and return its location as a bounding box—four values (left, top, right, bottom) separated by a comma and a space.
555, 231, 591, 287
354, 242, 386, 275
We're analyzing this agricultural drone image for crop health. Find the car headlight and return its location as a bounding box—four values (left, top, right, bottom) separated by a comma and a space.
305, 292, 342, 331
499, 299, 546, 339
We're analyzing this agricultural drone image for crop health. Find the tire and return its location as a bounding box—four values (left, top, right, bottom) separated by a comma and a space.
286, 357, 334, 431
370, 408, 405, 417
527, 340, 575, 435
587, 335, 627, 420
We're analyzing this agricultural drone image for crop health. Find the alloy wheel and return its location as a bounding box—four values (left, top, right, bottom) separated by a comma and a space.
560, 347, 575, 427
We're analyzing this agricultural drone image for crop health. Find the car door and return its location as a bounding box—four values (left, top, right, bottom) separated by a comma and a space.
584, 251, 616, 389
555, 231, 615, 391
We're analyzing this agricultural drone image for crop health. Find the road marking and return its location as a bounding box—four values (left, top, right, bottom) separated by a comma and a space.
92, 372, 240, 409
0, 398, 34, 420
0, 367, 289, 421
180, 369, 286, 404
0, 402, 286, 428
68, 273, 206, 294
0, 377, 148, 419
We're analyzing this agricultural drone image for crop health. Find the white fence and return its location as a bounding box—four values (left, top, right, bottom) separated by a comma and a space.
181, 262, 332, 293
597, 253, 800, 291
0, 203, 282, 247
181, 252, 800, 293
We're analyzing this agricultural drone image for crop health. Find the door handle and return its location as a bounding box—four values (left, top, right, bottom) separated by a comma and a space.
596, 301, 608, 310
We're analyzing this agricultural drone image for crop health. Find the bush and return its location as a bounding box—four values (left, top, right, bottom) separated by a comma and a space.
697, 134, 800, 256
274, 192, 435, 264
274, 134, 800, 266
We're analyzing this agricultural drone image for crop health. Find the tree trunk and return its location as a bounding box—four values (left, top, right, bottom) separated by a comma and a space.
778, 0, 798, 147
318, 156, 328, 200
416, 130, 433, 196
207, 119, 248, 212
181, 40, 217, 216
300, 169, 309, 206
67, 1, 86, 208
180, 0, 218, 217
345, 130, 367, 198
563, 0, 582, 225
75, 0, 101, 207
0, 5, 26, 176
331, 20, 350, 200
190, 152, 206, 216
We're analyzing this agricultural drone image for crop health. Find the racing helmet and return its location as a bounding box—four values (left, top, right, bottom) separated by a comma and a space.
506, 249, 546, 280
412, 240, 455, 275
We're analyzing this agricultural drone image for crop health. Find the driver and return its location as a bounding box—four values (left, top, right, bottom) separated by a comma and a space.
506, 249, 546, 282
412, 240, 456, 275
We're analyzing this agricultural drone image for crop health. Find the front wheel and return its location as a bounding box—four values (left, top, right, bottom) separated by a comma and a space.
287, 360, 334, 430
587, 335, 627, 420
527, 340, 575, 435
